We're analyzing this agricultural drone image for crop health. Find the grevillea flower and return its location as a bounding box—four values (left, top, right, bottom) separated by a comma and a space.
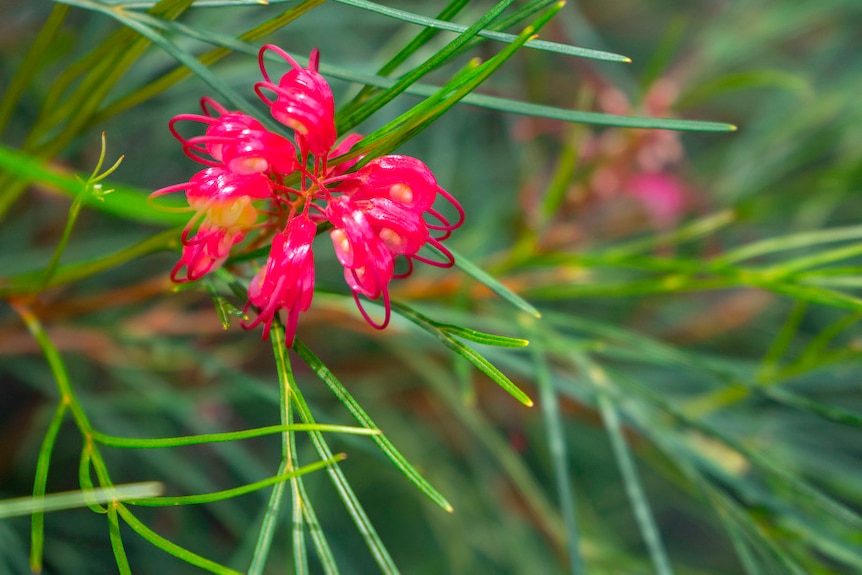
152, 44, 464, 346
243, 215, 316, 347
170, 98, 299, 176
255, 45, 336, 158
332, 155, 463, 276
153, 167, 272, 281
326, 196, 396, 327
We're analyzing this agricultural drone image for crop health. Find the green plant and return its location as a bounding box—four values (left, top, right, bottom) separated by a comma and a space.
2, 1, 861, 574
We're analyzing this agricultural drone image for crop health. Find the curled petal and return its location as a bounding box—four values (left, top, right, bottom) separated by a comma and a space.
200, 112, 266, 163
219, 130, 299, 175
153, 167, 269, 282
174, 108, 299, 176
170, 109, 264, 166
362, 197, 429, 256
326, 197, 394, 311
256, 46, 336, 156
336, 156, 437, 211
334, 155, 466, 244
426, 186, 465, 232
408, 237, 456, 269
184, 167, 273, 210
258, 44, 303, 84
171, 224, 244, 282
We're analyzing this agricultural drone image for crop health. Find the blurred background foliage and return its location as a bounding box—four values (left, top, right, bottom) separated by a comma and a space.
2, 0, 862, 574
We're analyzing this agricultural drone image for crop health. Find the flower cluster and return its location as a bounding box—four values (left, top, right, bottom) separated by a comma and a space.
580, 80, 691, 229
153, 45, 464, 346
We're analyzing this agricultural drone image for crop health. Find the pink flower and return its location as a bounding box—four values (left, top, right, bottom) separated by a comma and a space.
243, 215, 316, 346
579, 78, 693, 231
170, 98, 299, 176
173, 223, 245, 282
625, 172, 687, 229
154, 44, 465, 345
326, 196, 395, 328
152, 167, 272, 281
335, 156, 463, 268
182, 167, 273, 208
255, 45, 336, 158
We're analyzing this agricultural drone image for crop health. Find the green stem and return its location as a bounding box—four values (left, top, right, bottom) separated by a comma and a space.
0, 5, 69, 137
29, 403, 67, 574
249, 322, 299, 574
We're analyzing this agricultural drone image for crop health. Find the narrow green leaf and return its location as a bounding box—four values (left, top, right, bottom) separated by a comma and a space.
273, 328, 401, 574
362, 0, 470, 82
293, 338, 454, 512
677, 69, 813, 110
340, 0, 472, 120
793, 310, 862, 369
762, 282, 862, 312
439, 324, 530, 348
800, 273, 862, 288
1, 229, 179, 298
363, 2, 566, 152
128, 458, 343, 506
619, 392, 806, 574
667, 441, 806, 574
290, 390, 400, 574
93, 0, 327, 124
0, 5, 69, 137
29, 404, 66, 573
764, 388, 862, 428
600, 210, 738, 259
756, 301, 807, 380
250, 325, 297, 575
331, 0, 629, 62
390, 301, 534, 406
92, 423, 379, 449
59, 0, 268, 127
441, 244, 542, 318
100, 13, 732, 133
291, 472, 309, 575
297, 478, 339, 575
390, 344, 568, 550
530, 336, 585, 575
0, 482, 163, 519
78, 446, 108, 514
0, 0, 193, 221
436, 89, 737, 132
716, 224, 862, 265
767, 242, 862, 276
573, 354, 674, 575
247, 464, 286, 575
630, 373, 862, 532
340, 0, 515, 130
0, 143, 187, 226
709, 489, 807, 575
711, 502, 764, 575
126, 0, 625, 62
108, 504, 133, 575
117, 0, 268, 6
117, 504, 244, 575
